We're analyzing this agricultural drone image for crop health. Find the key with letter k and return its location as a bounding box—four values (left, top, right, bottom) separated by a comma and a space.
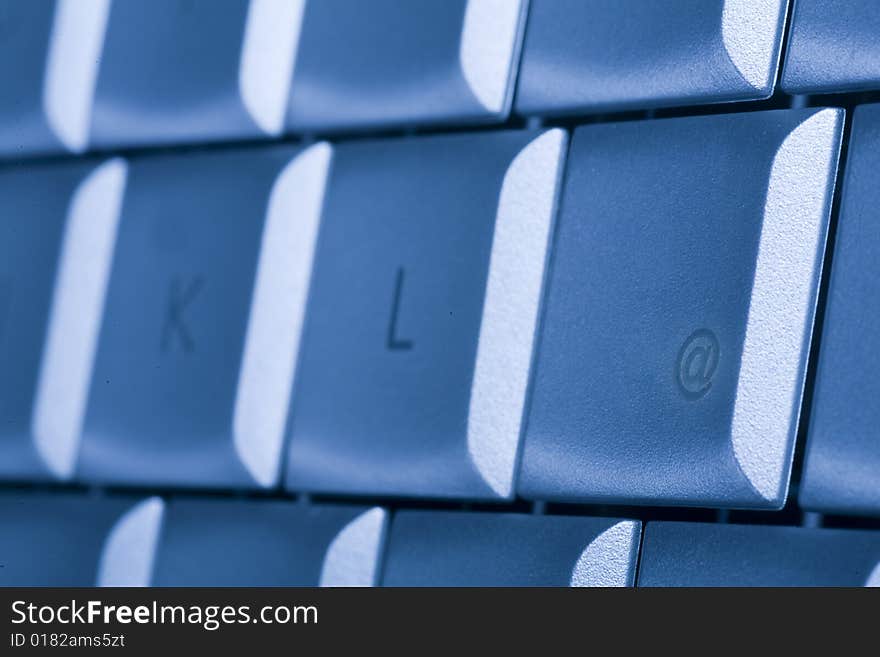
77, 144, 332, 490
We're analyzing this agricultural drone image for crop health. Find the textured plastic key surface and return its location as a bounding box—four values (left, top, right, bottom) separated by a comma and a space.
0, 159, 122, 481
78, 144, 330, 490
801, 103, 880, 516
0, 0, 65, 157
782, 0, 880, 93
286, 0, 526, 132
520, 108, 843, 509
286, 129, 566, 500
516, 0, 787, 116
152, 500, 387, 586
638, 522, 880, 586
382, 512, 640, 587
39, 0, 304, 151
0, 493, 162, 586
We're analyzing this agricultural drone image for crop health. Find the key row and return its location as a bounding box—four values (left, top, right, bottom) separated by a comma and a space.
3, 105, 878, 513
3, 0, 880, 157
2, 493, 878, 587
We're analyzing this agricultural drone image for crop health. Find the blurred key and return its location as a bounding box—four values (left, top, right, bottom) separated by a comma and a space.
43, 0, 303, 151
382, 512, 640, 587
0, 1, 64, 157
516, 0, 787, 116
0, 159, 124, 482
782, 0, 880, 93
286, 129, 566, 500
152, 500, 387, 586
639, 522, 880, 586
519, 109, 843, 509
285, 0, 526, 132
0, 493, 163, 586
77, 143, 330, 489
0, 0, 116, 156
801, 103, 880, 516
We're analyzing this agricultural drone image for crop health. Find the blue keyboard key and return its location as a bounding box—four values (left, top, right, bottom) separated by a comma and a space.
782, 0, 880, 93
382, 512, 640, 587
801, 103, 880, 516
20, 0, 113, 154
44, 0, 302, 150
639, 522, 880, 586
286, 129, 566, 500
286, 0, 526, 132
516, 0, 787, 116
519, 109, 843, 509
152, 500, 387, 586
0, 0, 121, 156
77, 144, 330, 489
0, 159, 124, 482
0, 493, 163, 586
0, 1, 64, 156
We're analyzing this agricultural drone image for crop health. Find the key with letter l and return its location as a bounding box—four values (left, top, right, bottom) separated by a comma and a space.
519, 108, 843, 509
286, 129, 567, 500
77, 143, 330, 489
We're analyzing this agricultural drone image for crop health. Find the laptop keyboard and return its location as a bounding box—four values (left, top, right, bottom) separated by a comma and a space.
1, 0, 879, 587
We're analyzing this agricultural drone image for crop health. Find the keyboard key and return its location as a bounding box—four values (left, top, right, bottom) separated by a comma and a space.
152, 500, 387, 586
0, 0, 118, 156
77, 143, 330, 489
519, 109, 844, 509
382, 512, 640, 587
516, 0, 787, 116
0, 493, 163, 586
801, 103, 880, 516
782, 0, 880, 93
639, 522, 880, 586
40, 0, 112, 153
286, 129, 566, 500
52, 0, 302, 150
285, 0, 526, 132
0, 159, 124, 481
0, 1, 65, 157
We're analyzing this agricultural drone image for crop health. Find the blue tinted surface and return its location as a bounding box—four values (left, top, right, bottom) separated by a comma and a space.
516, 0, 786, 116
287, 0, 517, 132
0, 493, 133, 586
90, 0, 258, 148
782, 0, 880, 93
520, 109, 841, 509
801, 103, 880, 516
285, 131, 539, 500
0, 1, 62, 157
0, 161, 94, 480
639, 522, 880, 586
2, 0, 880, 590
153, 500, 373, 586
77, 147, 300, 489
382, 512, 639, 587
